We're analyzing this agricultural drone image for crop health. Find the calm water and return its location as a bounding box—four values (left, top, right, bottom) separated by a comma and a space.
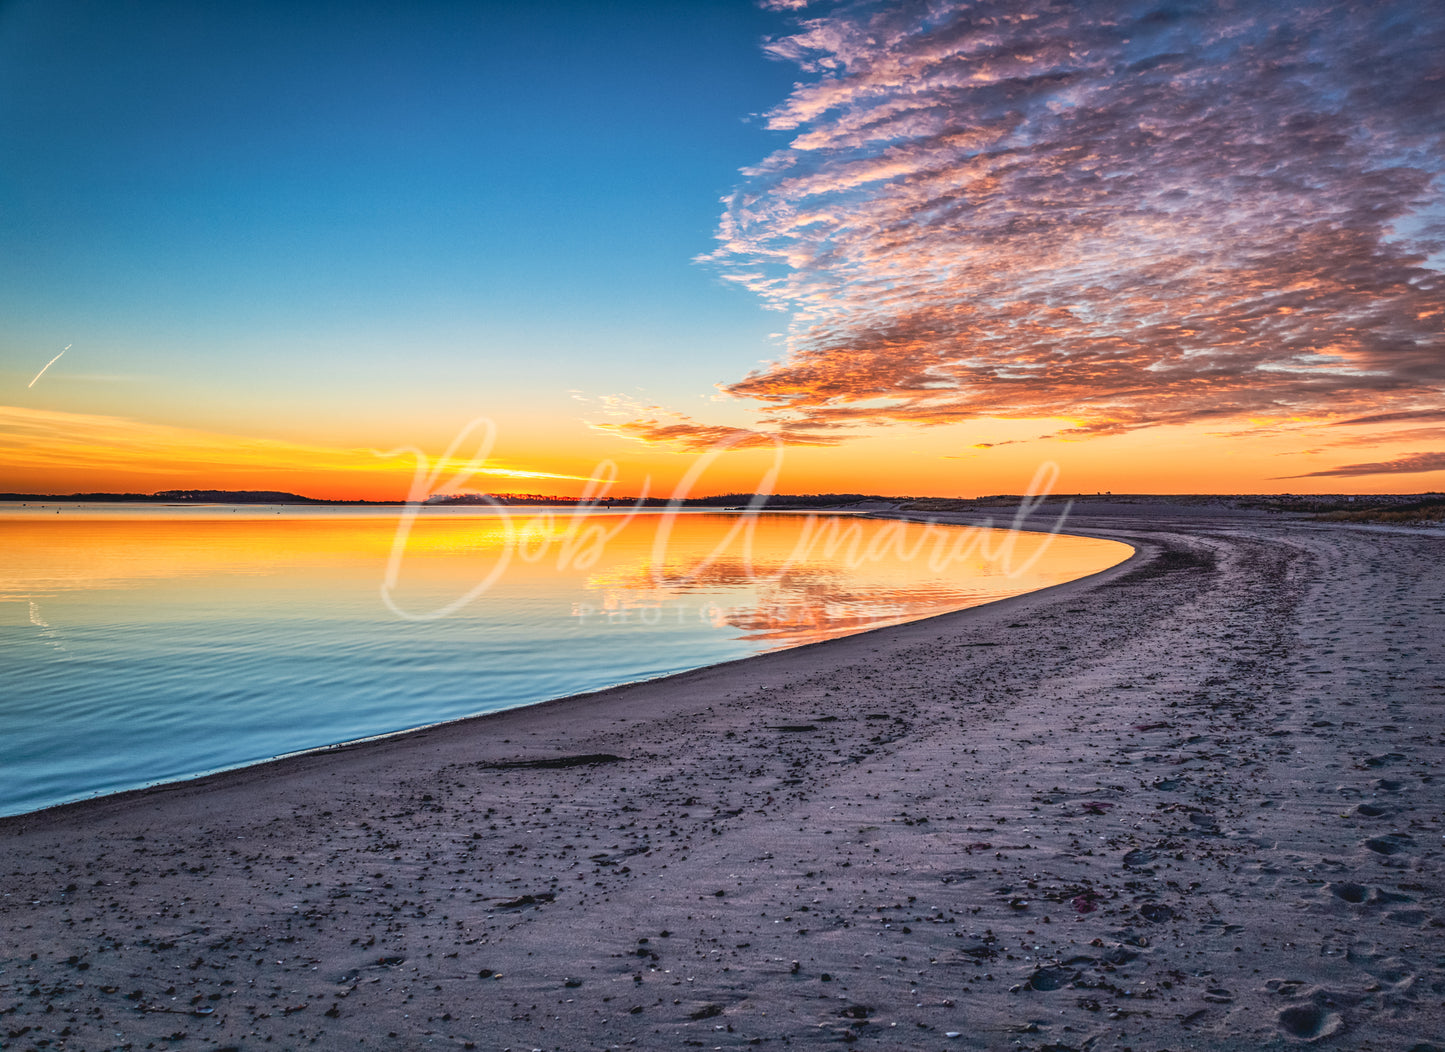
0, 505, 1130, 816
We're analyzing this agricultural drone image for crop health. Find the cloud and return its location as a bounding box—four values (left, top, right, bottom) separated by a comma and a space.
26, 345, 69, 388
1327, 426, 1445, 446
588, 395, 844, 451
1282, 451, 1445, 477
694, 0, 1445, 438
1328, 408, 1445, 427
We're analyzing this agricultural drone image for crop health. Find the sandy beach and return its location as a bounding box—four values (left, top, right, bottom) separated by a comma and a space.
3, 505, 1442, 1052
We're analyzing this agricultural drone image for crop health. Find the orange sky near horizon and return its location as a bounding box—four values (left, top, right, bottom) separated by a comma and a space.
2, 402, 1441, 501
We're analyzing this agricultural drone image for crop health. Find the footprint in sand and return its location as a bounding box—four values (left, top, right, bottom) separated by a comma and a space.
1327, 881, 1368, 904
1363, 833, 1413, 855
1025, 966, 1074, 991
1277, 1002, 1343, 1042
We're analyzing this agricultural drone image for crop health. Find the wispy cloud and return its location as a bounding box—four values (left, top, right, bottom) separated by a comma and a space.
26, 345, 70, 388
1327, 426, 1445, 447
586, 394, 844, 451
597, 414, 844, 450
1327, 408, 1445, 427
684, 0, 1445, 439
1282, 451, 1445, 478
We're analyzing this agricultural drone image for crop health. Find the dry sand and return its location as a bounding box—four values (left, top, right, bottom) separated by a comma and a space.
2, 507, 1443, 1051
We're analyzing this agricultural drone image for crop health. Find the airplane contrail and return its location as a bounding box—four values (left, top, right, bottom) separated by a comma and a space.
27, 344, 70, 388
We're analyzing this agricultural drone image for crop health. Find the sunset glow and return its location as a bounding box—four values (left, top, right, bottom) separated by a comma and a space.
2, 0, 1442, 497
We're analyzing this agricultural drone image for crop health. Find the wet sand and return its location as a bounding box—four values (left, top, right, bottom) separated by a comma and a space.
2, 506, 1443, 1051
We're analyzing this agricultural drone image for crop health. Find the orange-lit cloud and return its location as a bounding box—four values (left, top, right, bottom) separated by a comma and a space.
1283, 451, 1445, 478
1326, 427, 1445, 447
1328, 409, 1445, 427
587, 395, 843, 451
624, 1, 1445, 445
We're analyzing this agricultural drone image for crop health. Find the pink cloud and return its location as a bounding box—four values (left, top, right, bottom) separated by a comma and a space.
690, 0, 1445, 439
589, 400, 843, 452
1282, 451, 1445, 478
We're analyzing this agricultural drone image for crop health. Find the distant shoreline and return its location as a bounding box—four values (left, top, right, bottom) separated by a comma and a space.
3, 488, 1442, 513
0, 490, 399, 506
0, 489, 895, 509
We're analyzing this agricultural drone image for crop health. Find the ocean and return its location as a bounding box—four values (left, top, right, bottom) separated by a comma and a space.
0, 504, 1130, 816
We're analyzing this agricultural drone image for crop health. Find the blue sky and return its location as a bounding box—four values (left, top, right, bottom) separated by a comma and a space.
0, 0, 799, 443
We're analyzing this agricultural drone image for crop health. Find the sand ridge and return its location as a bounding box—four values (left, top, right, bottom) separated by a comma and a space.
2, 509, 1442, 1050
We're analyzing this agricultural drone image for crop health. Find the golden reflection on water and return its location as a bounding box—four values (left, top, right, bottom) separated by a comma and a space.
0, 508, 1131, 644
0, 507, 1133, 815
563, 512, 1129, 644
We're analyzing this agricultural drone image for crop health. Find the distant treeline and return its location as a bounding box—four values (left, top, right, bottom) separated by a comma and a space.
156, 490, 327, 504
1, 492, 159, 503
0, 489, 891, 507
0, 490, 391, 505
905, 493, 1445, 515
425, 492, 891, 507
6, 490, 1439, 519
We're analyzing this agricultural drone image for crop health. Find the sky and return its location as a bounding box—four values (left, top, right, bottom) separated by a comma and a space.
2, 0, 1443, 499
